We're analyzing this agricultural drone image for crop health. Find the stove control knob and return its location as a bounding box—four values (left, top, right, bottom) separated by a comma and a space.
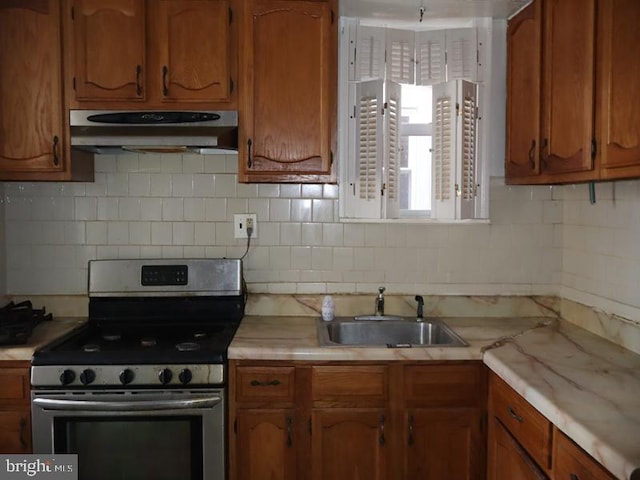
80, 369, 96, 385
59, 369, 76, 385
158, 368, 173, 385
119, 369, 135, 385
179, 369, 193, 385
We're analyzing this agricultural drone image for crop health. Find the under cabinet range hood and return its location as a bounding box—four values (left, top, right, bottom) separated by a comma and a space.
70, 110, 238, 155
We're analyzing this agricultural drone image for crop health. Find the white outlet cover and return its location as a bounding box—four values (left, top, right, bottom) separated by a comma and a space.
234, 213, 258, 239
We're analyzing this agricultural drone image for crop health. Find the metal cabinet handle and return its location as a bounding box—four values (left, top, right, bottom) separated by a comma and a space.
379, 414, 386, 446
19, 417, 27, 450
136, 65, 142, 96
286, 416, 293, 447
508, 406, 523, 423
408, 414, 414, 446
162, 65, 169, 96
528, 139, 536, 169
52, 136, 60, 166
250, 379, 281, 387
247, 138, 253, 168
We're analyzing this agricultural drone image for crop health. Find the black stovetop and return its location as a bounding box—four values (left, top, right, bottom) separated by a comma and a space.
32, 320, 240, 366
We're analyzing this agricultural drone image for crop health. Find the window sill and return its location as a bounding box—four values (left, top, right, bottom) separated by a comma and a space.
338, 217, 491, 225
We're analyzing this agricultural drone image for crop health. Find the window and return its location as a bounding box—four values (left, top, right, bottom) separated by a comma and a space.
339, 19, 491, 221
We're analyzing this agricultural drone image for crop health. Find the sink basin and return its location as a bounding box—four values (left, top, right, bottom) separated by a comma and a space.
317, 317, 468, 347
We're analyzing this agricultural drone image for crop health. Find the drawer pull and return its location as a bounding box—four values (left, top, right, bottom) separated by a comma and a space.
379, 414, 386, 446
508, 406, 523, 422
250, 379, 281, 387
408, 414, 414, 446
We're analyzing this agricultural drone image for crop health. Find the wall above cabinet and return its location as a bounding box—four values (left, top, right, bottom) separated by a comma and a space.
340, 0, 530, 23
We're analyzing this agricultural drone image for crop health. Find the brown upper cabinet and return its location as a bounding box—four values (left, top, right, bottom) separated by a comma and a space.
64, 0, 237, 109
506, 0, 640, 185
0, 0, 92, 181
238, 0, 337, 183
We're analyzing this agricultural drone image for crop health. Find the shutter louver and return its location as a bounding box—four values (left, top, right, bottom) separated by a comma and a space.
446, 29, 477, 81
458, 80, 478, 219
416, 31, 446, 85
386, 29, 415, 84
356, 26, 385, 80
359, 92, 378, 200
345, 79, 384, 219
432, 81, 457, 219
385, 81, 401, 218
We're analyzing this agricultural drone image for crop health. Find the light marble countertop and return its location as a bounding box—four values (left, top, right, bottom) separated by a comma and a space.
229, 315, 640, 480
0, 317, 86, 362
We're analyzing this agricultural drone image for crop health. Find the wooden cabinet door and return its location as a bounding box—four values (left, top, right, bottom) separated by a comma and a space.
487, 419, 549, 480
311, 409, 387, 480
554, 430, 615, 480
505, 0, 542, 181
0, 410, 31, 453
151, 0, 232, 103
540, 0, 596, 177
0, 0, 65, 176
235, 410, 297, 480
596, 0, 640, 180
69, 0, 145, 101
404, 408, 483, 480
239, 0, 336, 183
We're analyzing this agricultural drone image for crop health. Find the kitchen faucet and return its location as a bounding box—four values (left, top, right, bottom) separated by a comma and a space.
375, 287, 385, 316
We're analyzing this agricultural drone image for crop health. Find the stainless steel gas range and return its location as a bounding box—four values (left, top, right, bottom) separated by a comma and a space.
30, 258, 246, 480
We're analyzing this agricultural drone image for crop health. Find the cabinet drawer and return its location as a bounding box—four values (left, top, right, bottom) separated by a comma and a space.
0, 369, 29, 405
403, 363, 484, 408
490, 374, 552, 470
235, 366, 295, 403
555, 430, 615, 480
312, 366, 387, 405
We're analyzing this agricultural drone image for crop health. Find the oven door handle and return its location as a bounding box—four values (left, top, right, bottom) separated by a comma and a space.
32, 396, 222, 412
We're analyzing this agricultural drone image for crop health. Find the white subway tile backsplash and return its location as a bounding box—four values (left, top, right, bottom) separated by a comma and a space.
5, 152, 636, 321
184, 198, 205, 221
162, 198, 184, 221
173, 222, 195, 245
151, 222, 172, 245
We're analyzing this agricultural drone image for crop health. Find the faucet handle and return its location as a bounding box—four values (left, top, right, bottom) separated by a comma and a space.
414, 295, 424, 319
378, 287, 386, 295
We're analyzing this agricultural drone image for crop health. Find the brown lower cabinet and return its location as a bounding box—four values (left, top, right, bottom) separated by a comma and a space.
487, 372, 615, 480
229, 361, 486, 480
0, 362, 32, 453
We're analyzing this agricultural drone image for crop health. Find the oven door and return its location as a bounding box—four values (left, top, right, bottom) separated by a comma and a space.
31, 389, 225, 480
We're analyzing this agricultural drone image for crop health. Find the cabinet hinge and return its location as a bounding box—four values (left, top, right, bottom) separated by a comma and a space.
331, 9, 335, 24
230, 77, 234, 94
591, 138, 597, 161
233, 418, 237, 434
73, 77, 76, 91
228, 7, 232, 24
71, 6, 75, 20
330, 150, 334, 166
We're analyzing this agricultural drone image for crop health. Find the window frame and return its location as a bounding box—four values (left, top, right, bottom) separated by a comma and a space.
338, 17, 494, 223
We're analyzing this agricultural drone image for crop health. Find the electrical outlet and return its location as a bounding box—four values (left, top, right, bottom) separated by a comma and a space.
234, 214, 257, 239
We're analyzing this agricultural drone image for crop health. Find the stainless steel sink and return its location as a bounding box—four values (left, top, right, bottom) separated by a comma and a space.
317, 317, 468, 348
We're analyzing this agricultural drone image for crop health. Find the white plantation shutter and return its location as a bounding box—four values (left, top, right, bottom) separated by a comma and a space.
386, 29, 415, 84
355, 26, 386, 81
446, 28, 477, 82
432, 80, 479, 220
432, 81, 457, 219
458, 81, 478, 219
344, 79, 384, 219
415, 31, 446, 86
384, 81, 401, 218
